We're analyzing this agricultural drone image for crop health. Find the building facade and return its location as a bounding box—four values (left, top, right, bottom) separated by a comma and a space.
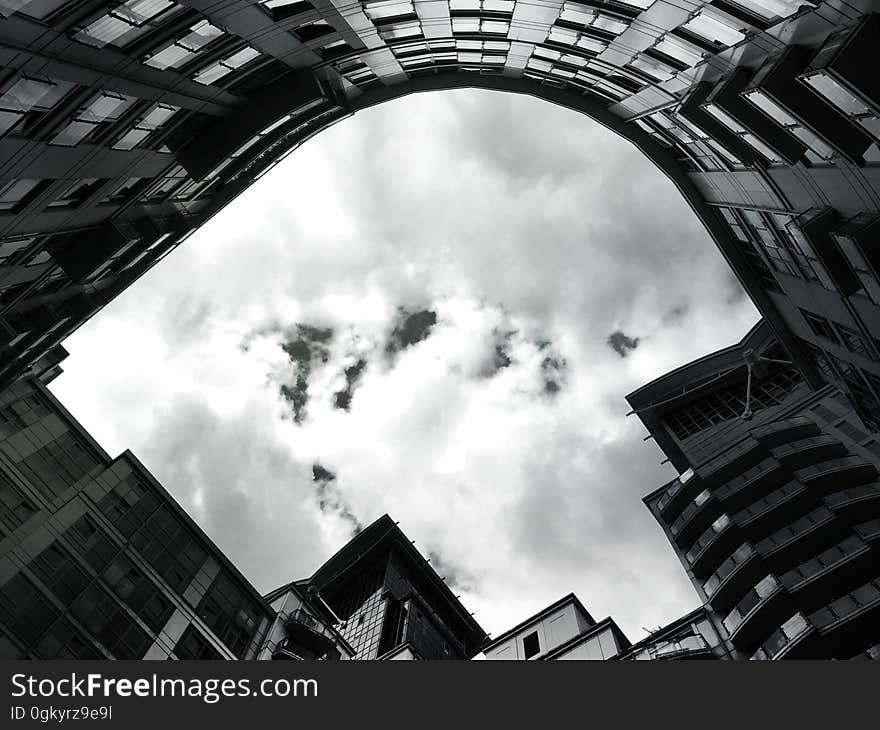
482, 593, 731, 660
0, 361, 275, 660
1, 0, 880, 422
628, 320, 880, 660
0, 356, 483, 659
289, 513, 488, 660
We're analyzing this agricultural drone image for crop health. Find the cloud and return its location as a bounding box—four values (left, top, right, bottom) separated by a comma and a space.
386, 308, 438, 358
49, 88, 760, 642
607, 331, 641, 358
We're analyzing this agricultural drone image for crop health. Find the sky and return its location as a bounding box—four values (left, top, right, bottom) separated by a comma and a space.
49, 87, 761, 646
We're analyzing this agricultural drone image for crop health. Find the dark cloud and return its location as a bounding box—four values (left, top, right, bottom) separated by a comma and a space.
606, 331, 641, 358
278, 324, 334, 423
479, 328, 515, 379
333, 358, 367, 411
312, 463, 337, 482
386, 308, 437, 357
538, 340, 566, 396
313, 467, 363, 536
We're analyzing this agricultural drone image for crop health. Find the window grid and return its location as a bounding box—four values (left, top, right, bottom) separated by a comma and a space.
664, 362, 802, 439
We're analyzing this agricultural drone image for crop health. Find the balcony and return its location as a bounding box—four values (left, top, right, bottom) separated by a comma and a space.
794, 456, 877, 494
703, 542, 762, 611
715, 457, 787, 513
732, 481, 809, 536
656, 468, 699, 520
686, 513, 741, 578
824, 482, 880, 516
770, 434, 845, 471
723, 575, 791, 650
697, 438, 766, 486
855, 518, 880, 543
808, 578, 880, 659
752, 416, 820, 448
749, 613, 815, 660
755, 506, 839, 566
628, 634, 714, 661
670, 489, 723, 548
780, 535, 873, 608
280, 608, 338, 659
270, 638, 306, 661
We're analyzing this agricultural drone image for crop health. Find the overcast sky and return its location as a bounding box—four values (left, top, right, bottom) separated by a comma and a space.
49, 88, 760, 646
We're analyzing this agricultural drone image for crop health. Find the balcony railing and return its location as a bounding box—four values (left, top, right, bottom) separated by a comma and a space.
715, 457, 786, 512
629, 634, 711, 661
749, 613, 813, 660
703, 542, 756, 600
755, 506, 836, 559
271, 639, 305, 661
855, 518, 880, 542
732, 481, 807, 530
824, 482, 880, 511
794, 456, 877, 493
808, 578, 880, 634
723, 575, 781, 635
656, 468, 696, 516
770, 434, 845, 470
281, 608, 339, 658
752, 416, 820, 447
287, 609, 332, 637
686, 513, 733, 565
670, 488, 722, 546
780, 535, 868, 594
723, 574, 791, 649
697, 438, 764, 485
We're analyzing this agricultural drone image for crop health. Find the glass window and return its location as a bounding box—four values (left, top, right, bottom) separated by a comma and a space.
0, 574, 60, 645
16, 431, 101, 501
73, 0, 183, 49
193, 47, 261, 85
0, 473, 36, 533
196, 571, 263, 658
558, 5, 628, 35
174, 624, 223, 659
742, 89, 835, 163
654, 36, 703, 67
70, 582, 152, 658
144, 20, 223, 70
0, 179, 42, 212
0, 76, 75, 138
681, 9, 746, 47
629, 56, 676, 82
47, 178, 105, 208
363, 0, 414, 21
727, 0, 802, 22
50, 91, 135, 147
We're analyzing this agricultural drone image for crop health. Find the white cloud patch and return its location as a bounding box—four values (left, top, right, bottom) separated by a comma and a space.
50, 89, 759, 644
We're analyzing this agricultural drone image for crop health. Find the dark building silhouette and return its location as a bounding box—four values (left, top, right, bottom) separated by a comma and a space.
628, 320, 880, 660
281, 514, 489, 660
0, 0, 879, 421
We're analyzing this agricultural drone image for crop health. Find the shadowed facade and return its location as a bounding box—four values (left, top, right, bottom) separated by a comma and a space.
1, 1, 880, 416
